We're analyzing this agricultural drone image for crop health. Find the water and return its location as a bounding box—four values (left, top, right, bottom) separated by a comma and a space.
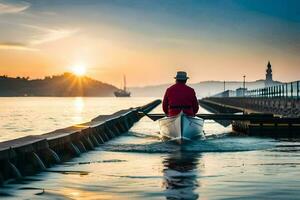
1, 97, 300, 199
0, 97, 153, 142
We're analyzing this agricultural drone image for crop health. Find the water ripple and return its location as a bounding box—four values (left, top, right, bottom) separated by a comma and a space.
102, 136, 275, 153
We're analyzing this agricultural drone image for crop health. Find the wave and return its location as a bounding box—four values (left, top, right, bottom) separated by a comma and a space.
102, 134, 275, 153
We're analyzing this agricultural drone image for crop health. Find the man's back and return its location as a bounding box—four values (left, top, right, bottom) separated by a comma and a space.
163, 82, 199, 116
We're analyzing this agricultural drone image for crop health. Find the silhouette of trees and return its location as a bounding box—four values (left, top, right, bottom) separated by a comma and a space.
0, 73, 117, 97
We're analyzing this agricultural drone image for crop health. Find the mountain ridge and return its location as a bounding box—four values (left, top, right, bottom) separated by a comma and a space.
0, 73, 118, 97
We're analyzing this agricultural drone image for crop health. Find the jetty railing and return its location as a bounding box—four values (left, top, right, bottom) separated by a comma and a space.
246, 81, 300, 99
201, 80, 300, 125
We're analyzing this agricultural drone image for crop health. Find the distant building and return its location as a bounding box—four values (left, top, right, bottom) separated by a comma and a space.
265, 61, 274, 87
213, 90, 235, 97
236, 87, 247, 97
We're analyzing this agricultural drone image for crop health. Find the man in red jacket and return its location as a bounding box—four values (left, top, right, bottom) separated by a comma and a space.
163, 71, 199, 117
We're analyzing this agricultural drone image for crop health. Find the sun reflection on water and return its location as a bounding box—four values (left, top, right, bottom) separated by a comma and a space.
74, 97, 84, 112
73, 97, 84, 124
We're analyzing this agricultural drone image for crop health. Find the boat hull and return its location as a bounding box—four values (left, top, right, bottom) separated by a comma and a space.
114, 90, 131, 97
158, 113, 204, 143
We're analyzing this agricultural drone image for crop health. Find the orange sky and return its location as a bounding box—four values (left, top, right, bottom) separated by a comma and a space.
0, 0, 299, 87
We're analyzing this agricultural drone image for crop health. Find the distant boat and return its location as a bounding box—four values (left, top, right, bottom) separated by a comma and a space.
114, 76, 131, 97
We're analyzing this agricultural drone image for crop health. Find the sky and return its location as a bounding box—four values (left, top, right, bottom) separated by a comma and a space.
0, 0, 299, 87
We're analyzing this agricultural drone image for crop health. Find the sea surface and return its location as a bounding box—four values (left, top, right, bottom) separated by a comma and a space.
0, 97, 300, 200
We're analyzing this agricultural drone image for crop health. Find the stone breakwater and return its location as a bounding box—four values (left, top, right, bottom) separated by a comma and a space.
0, 99, 161, 185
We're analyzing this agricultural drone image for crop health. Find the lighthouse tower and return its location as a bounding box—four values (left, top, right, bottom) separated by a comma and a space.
265, 61, 273, 87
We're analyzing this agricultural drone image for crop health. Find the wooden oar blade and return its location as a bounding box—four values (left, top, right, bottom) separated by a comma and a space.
144, 113, 165, 121
212, 120, 232, 127
137, 112, 165, 121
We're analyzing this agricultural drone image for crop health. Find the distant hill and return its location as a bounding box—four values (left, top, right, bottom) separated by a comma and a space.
0, 73, 118, 97
129, 80, 282, 98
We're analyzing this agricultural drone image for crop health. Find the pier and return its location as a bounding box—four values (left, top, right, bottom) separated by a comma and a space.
200, 81, 300, 137
0, 100, 161, 185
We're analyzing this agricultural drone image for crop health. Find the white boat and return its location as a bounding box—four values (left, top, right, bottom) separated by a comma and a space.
158, 112, 205, 143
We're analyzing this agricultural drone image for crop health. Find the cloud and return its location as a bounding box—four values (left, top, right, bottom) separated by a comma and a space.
31, 28, 79, 45
19, 24, 79, 45
0, 1, 30, 14
0, 24, 79, 51
0, 42, 38, 51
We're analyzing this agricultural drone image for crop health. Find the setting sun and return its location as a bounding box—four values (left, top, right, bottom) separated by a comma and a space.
72, 65, 86, 76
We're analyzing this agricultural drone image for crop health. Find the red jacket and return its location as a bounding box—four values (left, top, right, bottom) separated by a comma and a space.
163, 83, 199, 116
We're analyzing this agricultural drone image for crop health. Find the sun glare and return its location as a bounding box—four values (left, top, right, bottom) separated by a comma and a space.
72, 65, 86, 76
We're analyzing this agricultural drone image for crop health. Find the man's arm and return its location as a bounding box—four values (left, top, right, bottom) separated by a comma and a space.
162, 89, 169, 115
192, 90, 199, 115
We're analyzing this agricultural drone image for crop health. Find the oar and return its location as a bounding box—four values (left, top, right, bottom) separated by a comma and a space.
138, 112, 165, 121
141, 113, 230, 127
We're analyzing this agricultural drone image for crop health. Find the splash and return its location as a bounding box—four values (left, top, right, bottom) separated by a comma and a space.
102, 135, 275, 154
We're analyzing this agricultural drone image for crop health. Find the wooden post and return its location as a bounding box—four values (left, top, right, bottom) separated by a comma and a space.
279, 85, 281, 97
286, 83, 288, 97
264, 88, 266, 98
291, 82, 293, 98
297, 81, 299, 99
285, 83, 289, 98
278, 85, 281, 97
259, 89, 262, 97
271, 87, 273, 97
265, 88, 267, 98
